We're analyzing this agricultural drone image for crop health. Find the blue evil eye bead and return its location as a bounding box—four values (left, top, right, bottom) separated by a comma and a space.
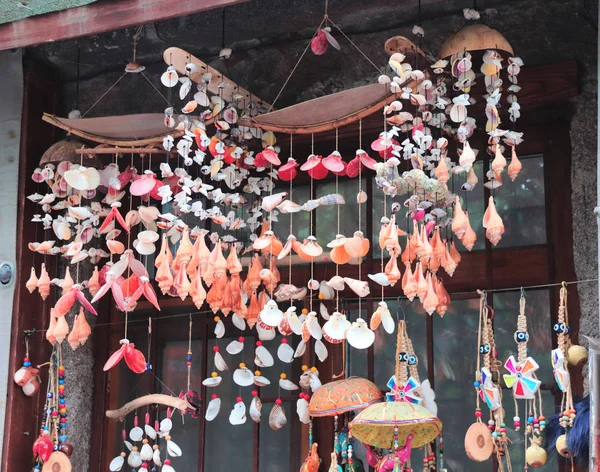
553, 323, 566, 334
473, 381, 481, 388
408, 354, 418, 366
398, 352, 409, 362
514, 331, 529, 343
479, 344, 491, 354
565, 325, 571, 335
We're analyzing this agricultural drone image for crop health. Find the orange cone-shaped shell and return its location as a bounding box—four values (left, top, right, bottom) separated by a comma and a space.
258, 290, 268, 311
229, 273, 242, 311
221, 279, 233, 316
435, 277, 450, 317
156, 255, 174, 295
207, 275, 226, 313
461, 212, 477, 251
61, 268, 74, 295
46, 309, 57, 346
174, 262, 191, 300
483, 197, 504, 246
508, 146, 522, 182
88, 266, 100, 296
190, 268, 207, 309
155, 234, 173, 269
243, 254, 263, 295
54, 315, 69, 344
210, 242, 228, 277
26, 267, 38, 294
379, 218, 391, 250
452, 196, 468, 240
68, 312, 82, 350
415, 262, 428, 301
422, 272, 439, 316
227, 246, 243, 274
431, 228, 445, 262
385, 251, 402, 287
491, 146, 507, 177
435, 157, 449, 184
441, 243, 457, 277
402, 262, 417, 301
417, 226, 433, 262
38, 263, 51, 301
77, 308, 92, 345
428, 252, 440, 274
174, 229, 194, 269
450, 240, 462, 265
246, 292, 261, 328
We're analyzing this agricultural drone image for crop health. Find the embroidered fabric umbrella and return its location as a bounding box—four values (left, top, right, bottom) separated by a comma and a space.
308, 377, 383, 417
349, 401, 441, 449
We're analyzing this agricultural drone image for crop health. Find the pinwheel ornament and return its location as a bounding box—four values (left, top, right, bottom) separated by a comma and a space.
479, 367, 500, 410
503, 355, 541, 399
385, 376, 422, 405
551, 348, 570, 393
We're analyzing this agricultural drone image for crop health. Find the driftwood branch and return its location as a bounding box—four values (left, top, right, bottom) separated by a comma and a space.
75, 148, 169, 155
105, 394, 194, 421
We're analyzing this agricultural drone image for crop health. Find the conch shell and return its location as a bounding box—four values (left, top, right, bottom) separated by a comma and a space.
507, 146, 522, 182
342, 277, 370, 298
491, 146, 507, 177
483, 196, 504, 246
451, 196, 468, 240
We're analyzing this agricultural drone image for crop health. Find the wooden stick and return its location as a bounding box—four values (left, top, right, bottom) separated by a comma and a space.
75, 148, 169, 155
105, 394, 194, 421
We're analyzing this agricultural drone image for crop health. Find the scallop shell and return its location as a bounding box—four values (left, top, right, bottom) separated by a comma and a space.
344, 231, 370, 258
315, 339, 328, 362
259, 299, 283, 327
277, 342, 295, 363
229, 401, 247, 425
296, 398, 310, 424
326, 275, 345, 291
294, 339, 306, 358
202, 376, 222, 387
322, 312, 351, 344
300, 236, 323, 257
233, 367, 255, 387
279, 378, 299, 391
256, 323, 276, 341
255, 345, 275, 367
343, 277, 370, 297
368, 272, 390, 286
226, 340, 244, 355
250, 396, 262, 423
303, 312, 322, 340
107, 240, 125, 255
214, 351, 229, 371
205, 397, 221, 421
269, 403, 287, 431
346, 318, 375, 349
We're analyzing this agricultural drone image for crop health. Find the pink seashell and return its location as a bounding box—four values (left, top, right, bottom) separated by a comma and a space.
278, 158, 298, 181
322, 151, 345, 173
130, 173, 157, 196
300, 154, 322, 171
311, 29, 328, 55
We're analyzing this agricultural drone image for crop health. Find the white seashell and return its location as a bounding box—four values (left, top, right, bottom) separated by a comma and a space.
294, 339, 306, 358
319, 280, 334, 300
357, 190, 368, 203
124, 441, 133, 451
162, 465, 175, 472
233, 368, 255, 387
322, 312, 351, 343
202, 376, 222, 387
277, 342, 295, 363
269, 403, 287, 431
368, 272, 390, 286
285, 307, 303, 335
205, 397, 221, 421
253, 375, 271, 387
214, 351, 229, 371
319, 302, 330, 320
214, 319, 225, 338
310, 373, 322, 392
296, 398, 310, 424
250, 396, 262, 422
279, 378, 299, 391
140, 443, 153, 461
129, 426, 144, 441
261, 192, 287, 212
167, 439, 182, 457
226, 340, 244, 355
343, 277, 370, 297
153, 448, 162, 466
307, 279, 319, 290
315, 339, 328, 362
109, 456, 125, 471
326, 275, 345, 290
144, 424, 156, 439
160, 418, 172, 433
379, 302, 395, 334
128, 451, 142, 468
255, 345, 275, 367
259, 299, 283, 327
229, 401, 247, 425
346, 318, 375, 349
256, 323, 276, 341
232, 314, 246, 331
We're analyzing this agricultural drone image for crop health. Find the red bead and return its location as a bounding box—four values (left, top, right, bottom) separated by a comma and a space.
281, 337, 288, 344
514, 422, 521, 427
475, 411, 482, 418
256, 341, 262, 347
60, 418, 66, 424
23, 357, 29, 363
51, 411, 58, 417
211, 394, 218, 399
186, 362, 192, 366
533, 419, 539, 425
238, 336, 244, 342
275, 399, 282, 405
164, 459, 171, 465
251, 390, 258, 397
299, 393, 305, 399
500, 428, 506, 433
213, 346, 220, 352
236, 396, 243, 403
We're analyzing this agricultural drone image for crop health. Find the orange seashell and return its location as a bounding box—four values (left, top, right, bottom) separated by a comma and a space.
209, 242, 228, 276
441, 243, 457, 277
293, 239, 314, 261
54, 315, 69, 344
483, 197, 504, 246
330, 244, 351, 264
416, 225, 432, 262
182, 100, 198, 113
384, 251, 402, 286
428, 252, 440, 274
402, 262, 417, 301
155, 255, 174, 295
174, 262, 191, 300
227, 246, 243, 274
344, 231, 370, 258
207, 275, 226, 313
174, 229, 194, 269
77, 308, 92, 345
88, 266, 100, 297
203, 262, 215, 287
243, 254, 263, 295
491, 146, 507, 177
68, 311, 82, 350
258, 290, 268, 311
435, 157, 450, 185
246, 293, 261, 329
155, 234, 173, 269
221, 280, 233, 316
26, 267, 38, 294
450, 240, 462, 265
508, 146, 522, 182
37, 263, 51, 301
379, 218, 390, 250
107, 239, 125, 255
415, 262, 428, 301
121, 274, 141, 299
261, 235, 283, 257
191, 268, 207, 309
408, 227, 419, 262
431, 228, 445, 262
452, 195, 468, 240
300, 236, 323, 258
46, 309, 57, 346
435, 277, 451, 317
422, 272, 439, 316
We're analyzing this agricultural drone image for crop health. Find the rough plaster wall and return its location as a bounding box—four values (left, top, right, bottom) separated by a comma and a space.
0, 49, 23, 459
25, 0, 599, 466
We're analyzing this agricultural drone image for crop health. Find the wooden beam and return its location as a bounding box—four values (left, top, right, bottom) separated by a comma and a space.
0, 0, 249, 51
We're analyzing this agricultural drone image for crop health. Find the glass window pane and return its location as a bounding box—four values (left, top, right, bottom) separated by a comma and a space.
433, 298, 489, 471
258, 334, 295, 398
493, 289, 553, 385
494, 155, 546, 248
316, 179, 360, 246
259, 402, 292, 472
204, 337, 254, 469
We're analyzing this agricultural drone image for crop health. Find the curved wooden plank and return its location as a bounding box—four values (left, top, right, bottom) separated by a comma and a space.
106, 394, 194, 421
42, 113, 184, 146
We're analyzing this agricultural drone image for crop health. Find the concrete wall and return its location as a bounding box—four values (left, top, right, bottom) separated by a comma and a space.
0, 49, 23, 459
